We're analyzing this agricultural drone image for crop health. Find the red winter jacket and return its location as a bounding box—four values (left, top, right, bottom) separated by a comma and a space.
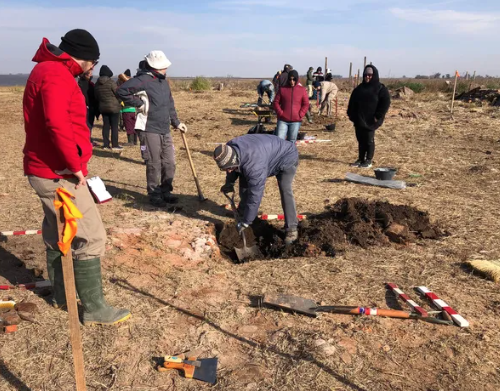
273, 84, 309, 123
23, 38, 92, 179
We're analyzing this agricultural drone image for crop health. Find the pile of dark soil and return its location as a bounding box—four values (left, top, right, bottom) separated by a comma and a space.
217, 198, 443, 262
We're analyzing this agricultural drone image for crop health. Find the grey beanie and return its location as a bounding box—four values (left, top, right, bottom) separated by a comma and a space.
214, 144, 239, 170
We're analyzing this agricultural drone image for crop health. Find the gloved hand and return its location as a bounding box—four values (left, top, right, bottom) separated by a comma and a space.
237, 222, 248, 234
220, 183, 234, 194
177, 123, 188, 133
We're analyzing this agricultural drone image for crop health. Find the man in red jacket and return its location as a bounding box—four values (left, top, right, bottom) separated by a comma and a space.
23, 29, 130, 326
273, 70, 309, 143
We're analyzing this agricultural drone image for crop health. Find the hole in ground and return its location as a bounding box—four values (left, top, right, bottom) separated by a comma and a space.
216, 198, 444, 263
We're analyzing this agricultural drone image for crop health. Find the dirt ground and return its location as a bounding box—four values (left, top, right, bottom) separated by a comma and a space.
1, 83, 500, 391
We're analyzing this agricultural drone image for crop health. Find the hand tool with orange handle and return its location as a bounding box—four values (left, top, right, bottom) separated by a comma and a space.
164, 355, 201, 367
158, 355, 218, 385
312, 306, 452, 325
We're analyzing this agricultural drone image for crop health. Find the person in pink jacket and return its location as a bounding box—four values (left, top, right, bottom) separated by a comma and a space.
273, 70, 309, 143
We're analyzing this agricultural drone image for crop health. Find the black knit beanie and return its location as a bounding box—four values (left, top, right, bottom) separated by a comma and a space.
99, 65, 113, 77
59, 29, 100, 61
124, 69, 131, 77
214, 145, 239, 170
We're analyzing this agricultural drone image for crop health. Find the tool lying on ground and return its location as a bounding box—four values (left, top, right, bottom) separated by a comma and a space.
345, 172, 406, 190
258, 294, 453, 325
0, 280, 51, 290
416, 286, 469, 327
259, 213, 307, 221
158, 354, 218, 385
386, 283, 429, 317
223, 192, 263, 262
0, 229, 42, 237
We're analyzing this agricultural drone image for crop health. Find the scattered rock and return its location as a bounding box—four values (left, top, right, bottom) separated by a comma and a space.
314, 339, 337, 356
385, 223, 410, 244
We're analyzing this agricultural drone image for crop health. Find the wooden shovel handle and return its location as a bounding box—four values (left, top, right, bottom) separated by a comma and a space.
375, 309, 411, 319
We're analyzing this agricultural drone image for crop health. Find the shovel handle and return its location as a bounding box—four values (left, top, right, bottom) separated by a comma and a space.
163, 362, 195, 379
315, 306, 411, 318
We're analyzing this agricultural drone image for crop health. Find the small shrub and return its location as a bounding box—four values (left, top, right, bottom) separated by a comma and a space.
190, 76, 212, 91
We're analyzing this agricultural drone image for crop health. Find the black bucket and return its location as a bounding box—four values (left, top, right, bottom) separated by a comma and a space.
374, 168, 397, 180
325, 123, 336, 131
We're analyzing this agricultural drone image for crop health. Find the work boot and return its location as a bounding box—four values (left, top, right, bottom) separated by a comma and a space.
162, 193, 179, 204
149, 195, 167, 207
46, 249, 67, 309
285, 230, 298, 245
74, 258, 130, 326
133, 134, 138, 145
123, 134, 134, 146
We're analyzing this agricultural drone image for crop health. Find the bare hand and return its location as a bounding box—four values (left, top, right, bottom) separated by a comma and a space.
73, 171, 87, 189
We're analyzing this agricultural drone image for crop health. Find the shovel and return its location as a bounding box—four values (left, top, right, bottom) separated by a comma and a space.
260, 294, 453, 325
223, 192, 263, 262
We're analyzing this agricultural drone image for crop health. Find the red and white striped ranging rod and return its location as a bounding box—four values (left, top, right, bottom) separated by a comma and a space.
259, 214, 307, 221
0, 280, 51, 290
386, 283, 429, 317
0, 229, 42, 237
416, 286, 469, 328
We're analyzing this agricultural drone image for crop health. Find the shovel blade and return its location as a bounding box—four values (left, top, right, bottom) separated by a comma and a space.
261, 293, 318, 317
235, 244, 263, 263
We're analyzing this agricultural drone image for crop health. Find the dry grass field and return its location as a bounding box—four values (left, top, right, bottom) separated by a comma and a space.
1, 80, 500, 391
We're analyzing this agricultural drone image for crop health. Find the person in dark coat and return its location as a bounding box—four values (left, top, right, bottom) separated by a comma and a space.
347, 65, 391, 168
214, 134, 299, 244
94, 65, 122, 150
277, 64, 292, 92
117, 50, 187, 207
306, 67, 314, 98
77, 68, 98, 145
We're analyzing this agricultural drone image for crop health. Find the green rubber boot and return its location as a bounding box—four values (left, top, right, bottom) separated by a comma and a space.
73, 258, 131, 326
46, 249, 67, 309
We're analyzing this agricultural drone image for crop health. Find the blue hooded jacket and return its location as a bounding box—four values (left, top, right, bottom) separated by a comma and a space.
226, 134, 298, 225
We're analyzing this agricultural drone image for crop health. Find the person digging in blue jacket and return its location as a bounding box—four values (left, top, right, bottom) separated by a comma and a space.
214, 134, 299, 245
257, 80, 275, 105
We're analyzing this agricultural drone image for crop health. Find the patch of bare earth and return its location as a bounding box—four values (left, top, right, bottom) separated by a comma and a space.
1, 84, 500, 391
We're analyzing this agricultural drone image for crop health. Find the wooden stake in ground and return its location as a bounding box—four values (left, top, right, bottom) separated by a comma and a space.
325, 57, 328, 74
363, 56, 366, 69
55, 191, 87, 391
357, 69, 360, 86
450, 70, 459, 115
468, 71, 476, 92
349, 62, 352, 88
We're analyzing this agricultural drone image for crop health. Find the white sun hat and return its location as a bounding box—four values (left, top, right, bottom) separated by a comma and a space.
145, 50, 172, 70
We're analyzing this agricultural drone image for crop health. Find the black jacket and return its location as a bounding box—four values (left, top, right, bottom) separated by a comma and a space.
78, 78, 97, 112
116, 69, 180, 134
94, 76, 121, 114
347, 65, 390, 131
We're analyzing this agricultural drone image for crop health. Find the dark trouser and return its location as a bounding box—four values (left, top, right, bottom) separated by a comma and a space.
239, 162, 298, 231
87, 108, 95, 132
102, 113, 120, 148
355, 126, 375, 162
122, 112, 137, 135
138, 131, 176, 197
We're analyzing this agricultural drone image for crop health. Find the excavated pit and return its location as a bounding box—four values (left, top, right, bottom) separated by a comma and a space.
217, 197, 444, 262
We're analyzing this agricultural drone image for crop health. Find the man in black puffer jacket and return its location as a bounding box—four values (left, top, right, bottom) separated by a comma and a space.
94, 65, 122, 150
117, 50, 187, 207
347, 65, 391, 168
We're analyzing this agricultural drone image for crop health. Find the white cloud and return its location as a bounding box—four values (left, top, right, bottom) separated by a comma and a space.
390, 8, 500, 33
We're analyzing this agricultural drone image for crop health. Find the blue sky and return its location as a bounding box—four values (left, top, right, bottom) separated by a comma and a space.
1, 0, 499, 77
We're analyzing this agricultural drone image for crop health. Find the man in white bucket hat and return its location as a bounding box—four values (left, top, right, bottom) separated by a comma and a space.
117, 50, 187, 207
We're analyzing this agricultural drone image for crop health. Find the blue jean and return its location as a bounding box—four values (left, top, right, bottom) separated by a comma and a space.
274, 120, 301, 143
